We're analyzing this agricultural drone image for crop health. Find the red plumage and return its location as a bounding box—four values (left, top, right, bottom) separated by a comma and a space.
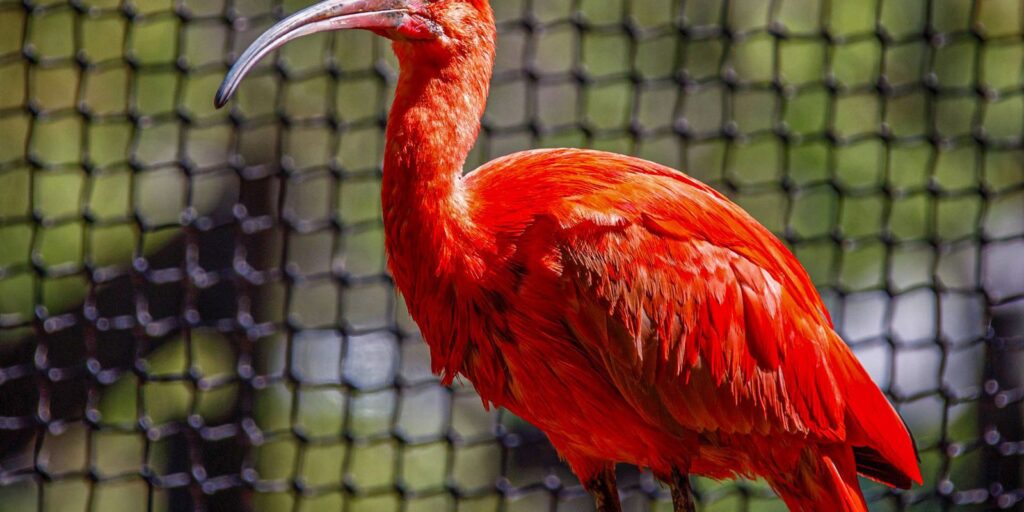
217, 1, 922, 510
429, 149, 922, 509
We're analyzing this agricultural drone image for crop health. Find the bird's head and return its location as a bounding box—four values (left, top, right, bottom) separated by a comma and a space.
215, 0, 495, 108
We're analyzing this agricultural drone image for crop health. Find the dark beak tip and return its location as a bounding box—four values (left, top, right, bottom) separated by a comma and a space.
214, 86, 231, 109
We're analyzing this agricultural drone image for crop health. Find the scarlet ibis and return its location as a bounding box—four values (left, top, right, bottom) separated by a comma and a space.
216, 1, 922, 510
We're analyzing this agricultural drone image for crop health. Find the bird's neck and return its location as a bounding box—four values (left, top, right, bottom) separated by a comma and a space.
381, 40, 496, 376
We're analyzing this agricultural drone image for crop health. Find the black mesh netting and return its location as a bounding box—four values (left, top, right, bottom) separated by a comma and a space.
1, 0, 1022, 510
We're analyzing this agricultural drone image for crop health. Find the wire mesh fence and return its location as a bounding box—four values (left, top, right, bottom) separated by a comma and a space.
0, 0, 1022, 510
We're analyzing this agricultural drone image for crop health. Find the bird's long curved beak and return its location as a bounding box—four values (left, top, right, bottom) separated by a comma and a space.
215, 0, 412, 108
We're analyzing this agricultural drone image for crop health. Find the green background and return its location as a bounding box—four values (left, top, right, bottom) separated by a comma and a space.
0, 0, 1022, 510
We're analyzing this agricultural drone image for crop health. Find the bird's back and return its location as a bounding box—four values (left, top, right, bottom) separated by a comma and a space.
462, 148, 921, 504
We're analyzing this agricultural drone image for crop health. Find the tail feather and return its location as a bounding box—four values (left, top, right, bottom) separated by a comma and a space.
773, 447, 867, 512
771, 333, 921, 511
831, 333, 923, 488
853, 445, 914, 489
822, 452, 869, 512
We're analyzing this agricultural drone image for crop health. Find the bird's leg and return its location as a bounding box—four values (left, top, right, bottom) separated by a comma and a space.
669, 468, 696, 512
586, 466, 622, 512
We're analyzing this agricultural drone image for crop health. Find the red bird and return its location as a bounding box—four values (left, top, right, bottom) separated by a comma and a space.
217, 1, 922, 510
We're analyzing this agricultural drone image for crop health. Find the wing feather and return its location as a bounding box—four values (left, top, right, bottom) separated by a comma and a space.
557, 219, 847, 440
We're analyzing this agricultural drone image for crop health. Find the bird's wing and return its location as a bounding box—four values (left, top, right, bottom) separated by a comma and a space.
548, 204, 850, 441
547, 200, 921, 485
472, 149, 918, 484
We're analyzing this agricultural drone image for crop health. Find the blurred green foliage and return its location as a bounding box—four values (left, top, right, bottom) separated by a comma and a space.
1, 0, 1022, 510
